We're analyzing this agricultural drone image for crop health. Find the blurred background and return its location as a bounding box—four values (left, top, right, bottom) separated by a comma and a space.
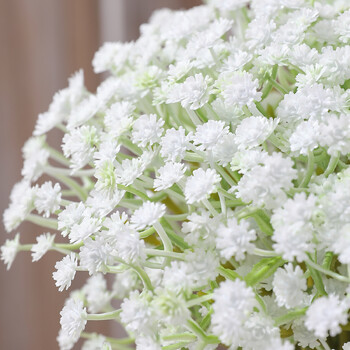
0, 0, 201, 348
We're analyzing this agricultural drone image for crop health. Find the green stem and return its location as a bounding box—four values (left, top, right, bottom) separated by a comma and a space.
187, 294, 213, 307
26, 214, 58, 230
323, 152, 340, 177
117, 184, 150, 201
305, 258, 350, 283
254, 101, 268, 118
153, 221, 173, 258
202, 199, 218, 217
298, 151, 314, 188
46, 165, 94, 177
145, 248, 185, 260
218, 266, 243, 281
47, 146, 70, 166
139, 227, 156, 239
274, 307, 307, 326
267, 76, 289, 95
184, 152, 204, 163
46, 169, 88, 201
86, 309, 121, 321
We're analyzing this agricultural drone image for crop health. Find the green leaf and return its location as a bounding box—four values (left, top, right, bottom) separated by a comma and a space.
244, 257, 285, 286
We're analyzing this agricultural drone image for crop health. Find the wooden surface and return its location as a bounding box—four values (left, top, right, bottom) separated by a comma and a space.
0, 0, 200, 349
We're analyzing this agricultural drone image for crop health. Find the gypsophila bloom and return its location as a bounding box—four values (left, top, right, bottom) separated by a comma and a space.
0, 233, 20, 270
34, 181, 62, 218
6, 1, 350, 349
272, 263, 308, 309
153, 162, 186, 191
53, 253, 78, 292
31, 233, 55, 262
130, 201, 166, 230
60, 298, 87, 341
215, 217, 256, 261
184, 168, 221, 204
305, 295, 349, 338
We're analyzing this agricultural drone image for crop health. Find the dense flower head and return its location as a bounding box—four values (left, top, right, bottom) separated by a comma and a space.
3, 1, 350, 349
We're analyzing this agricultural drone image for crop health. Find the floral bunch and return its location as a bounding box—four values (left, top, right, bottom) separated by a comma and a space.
4, 0, 350, 349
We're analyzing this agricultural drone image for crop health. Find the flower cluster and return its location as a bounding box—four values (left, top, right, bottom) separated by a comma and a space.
3, 0, 350, 349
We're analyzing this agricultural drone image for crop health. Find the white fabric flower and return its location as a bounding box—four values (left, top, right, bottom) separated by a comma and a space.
272, 263, 307, 309
305, 294, 349, 338
216, 217, 256, 261
52, 253, 78, 292
130, 201, 166, 230
31, 233, 55, 262
0, 233, 20, 270
185, 168, 221, 204
154, 162, 185, 191
34, 181, 61, 218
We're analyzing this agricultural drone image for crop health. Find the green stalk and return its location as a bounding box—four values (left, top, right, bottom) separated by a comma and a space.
298, 151, 314, 188
26, 214, 58, 230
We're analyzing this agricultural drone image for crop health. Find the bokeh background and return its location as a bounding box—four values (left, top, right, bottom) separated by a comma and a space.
0, 0, 201, 348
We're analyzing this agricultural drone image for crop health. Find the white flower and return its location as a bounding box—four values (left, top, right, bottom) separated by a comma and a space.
305, 294, 349, 338
219, 71, 262, 108
236, 153, 297, 209
3, 180, 35, 232
62, 125, 99, 171
160, 127, 190, 162
22, 148, 49, 182
52, 253, 78, 292
60, 298, 87, 341
34, 181, 61, 218
272, 193, 316, 261
216, 217, 256, 261
67, 95, 100, 130
58, 202, 86, 237
131, 114, 164, 147
0, 233, 20, 270
130, 201, 166, 230
104, 101, 134, 137
212, 279, 257, 346
152, 289, 190, 326
272, 263, 307, 309
154, 162, 185, 191
31, 233, 55, 262
120, 291, 155, 335
79, 236, 113, 275
184, 168, 221, 204
167, 73, 212, 110
83, 274, 111, 313
234, 116, 279, 150
82, 335, 110, 350
69, 213, 102, 244
192, 120, 229, 152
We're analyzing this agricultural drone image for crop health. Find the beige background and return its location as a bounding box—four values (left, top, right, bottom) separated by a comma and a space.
0, 0, 200, 349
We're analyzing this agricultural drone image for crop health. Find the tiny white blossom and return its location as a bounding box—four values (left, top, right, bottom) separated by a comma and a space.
31, 233, 55, 262
130, 201, 166, 230
60, 298, 87, 341
160, 127, 190, 162
52, 253, 78, 292
219, 71, 262, 108
131, 114, 164, 147
272, 263, 307, 309
34, 181, 62, 218
305, 294, 349, 338
0, 233, 20, 270
184, 168, 221, 204
167, 74, 212, 110
216, 217, 256, 261
154, 162, 185, 191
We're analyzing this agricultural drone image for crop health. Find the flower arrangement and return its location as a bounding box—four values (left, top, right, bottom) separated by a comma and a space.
3, 0, 350, 349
